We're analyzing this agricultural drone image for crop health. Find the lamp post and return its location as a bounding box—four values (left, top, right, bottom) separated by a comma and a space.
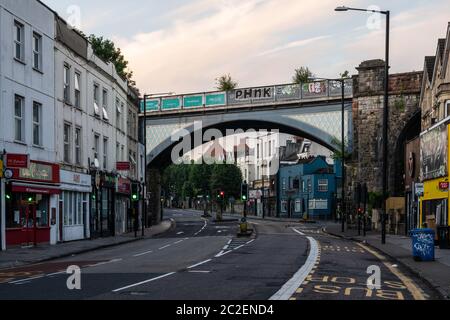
335, 5, 390, 244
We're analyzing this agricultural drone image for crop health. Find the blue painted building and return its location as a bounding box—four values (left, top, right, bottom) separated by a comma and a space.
278, 156, 341, 219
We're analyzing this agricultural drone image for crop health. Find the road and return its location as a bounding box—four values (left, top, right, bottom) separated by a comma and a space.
0, 209, 441, 300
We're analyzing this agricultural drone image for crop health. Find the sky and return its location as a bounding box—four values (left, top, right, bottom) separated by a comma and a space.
42, 0, 450, 95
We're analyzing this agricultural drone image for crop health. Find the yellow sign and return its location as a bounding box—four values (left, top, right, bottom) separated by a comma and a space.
0, 159, 3, 178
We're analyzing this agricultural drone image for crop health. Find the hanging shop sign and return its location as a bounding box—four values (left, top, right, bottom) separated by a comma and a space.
116, 162, 131, 171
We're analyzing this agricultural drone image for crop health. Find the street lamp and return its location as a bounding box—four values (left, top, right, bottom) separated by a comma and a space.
335, 5, 390, 244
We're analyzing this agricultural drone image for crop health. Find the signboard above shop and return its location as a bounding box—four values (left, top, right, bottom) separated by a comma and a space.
421, 123, 448, 181
6, 153, 29, 168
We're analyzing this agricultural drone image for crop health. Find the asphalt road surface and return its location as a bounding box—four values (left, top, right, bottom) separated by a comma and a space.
0, 209, 441, 300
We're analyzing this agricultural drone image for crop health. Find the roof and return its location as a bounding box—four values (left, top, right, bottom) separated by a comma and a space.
425, 56, 436, 82
438, 38, 446, 62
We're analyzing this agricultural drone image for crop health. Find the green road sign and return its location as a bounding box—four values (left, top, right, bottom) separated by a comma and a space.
184, 95, 204, 108
205, 93, 226, 107
162, 98, 181, 110
140, 99, 160, 112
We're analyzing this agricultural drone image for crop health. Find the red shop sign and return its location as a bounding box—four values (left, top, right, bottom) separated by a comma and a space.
12, 160, 60, 184
116, 162, 130, 171
6, 154, 29, 168
12, 185, 61, 195
439, 182, 449, 191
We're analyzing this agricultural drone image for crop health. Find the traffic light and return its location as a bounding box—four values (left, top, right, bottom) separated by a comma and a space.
217, 190, 225, 200
131, 183, 140, 202
241, 183, 249, 201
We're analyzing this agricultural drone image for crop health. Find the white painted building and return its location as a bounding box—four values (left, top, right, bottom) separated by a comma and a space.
54, 16, 132, 241
0, 0, 58, 250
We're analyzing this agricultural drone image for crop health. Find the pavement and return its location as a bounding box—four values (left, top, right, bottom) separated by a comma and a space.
322, 222, 450, 300
0, 220, 175, 270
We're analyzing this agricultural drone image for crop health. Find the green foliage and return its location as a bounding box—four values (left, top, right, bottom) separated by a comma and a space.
163, 163, 242, 203
210, 163, 243, 201
88, 35, 135, 86
330, 137, 352, 161
293, 67, 314, 84
216, 74, 238, 91
394, 97, 406, 112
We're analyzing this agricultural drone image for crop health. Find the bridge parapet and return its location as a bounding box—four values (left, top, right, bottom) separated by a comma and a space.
140, 79, 353, 114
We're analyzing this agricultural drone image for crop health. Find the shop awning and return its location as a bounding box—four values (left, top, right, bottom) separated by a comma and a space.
12, 182, 61, 195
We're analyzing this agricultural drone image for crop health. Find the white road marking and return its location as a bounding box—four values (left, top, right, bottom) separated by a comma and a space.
46, 270, 66, 277
234, 245, 245, 251
112, 272, 176, 293
188, 270, 211, 274
215, 250, 231, 258
159, 244, 171, 250
173, 240, 184, 244
246, 239, 255, 245
270, 236, 319, 301
176, 232, 184, 235
88, 258, 123, 268
292, 228, 306, 236
187, 259, 212, 270
9, 275, 45, 284
133, 250, 153, 257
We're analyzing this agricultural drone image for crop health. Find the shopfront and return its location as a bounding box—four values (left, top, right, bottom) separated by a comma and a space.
91, 172, 116, 238
60, 170, 92, 242
4, 160, 60, 247
116, 177, 131, 235
420, 122, 450, 237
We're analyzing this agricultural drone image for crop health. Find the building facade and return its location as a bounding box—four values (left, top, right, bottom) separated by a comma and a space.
0, 0, 142, 250
278, 157, 338, 219
0, 0, 59, 249
54, 16, 132, 240
419, 23, 450, 236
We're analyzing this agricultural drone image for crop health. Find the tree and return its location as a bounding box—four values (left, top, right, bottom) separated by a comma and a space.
340, 70, 350, 79
216, 74, 238, 91
190, 164, 212, 197
210, 163, 243, 201
293, 67, 314, 84
88, 35, 135, 86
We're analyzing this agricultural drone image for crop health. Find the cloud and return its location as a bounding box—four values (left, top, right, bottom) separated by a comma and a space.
116, 0, 340, 93
114, 0, 450, 94
257, 35, 332, 57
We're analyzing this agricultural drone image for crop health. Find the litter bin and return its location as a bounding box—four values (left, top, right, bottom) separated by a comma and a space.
437, 226, 450, 249
411, 229, 435, 262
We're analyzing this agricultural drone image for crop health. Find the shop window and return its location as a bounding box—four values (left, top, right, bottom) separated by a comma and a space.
62, 191, 86, 227
422, 199, 448, 227
6, 193, 49, 229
